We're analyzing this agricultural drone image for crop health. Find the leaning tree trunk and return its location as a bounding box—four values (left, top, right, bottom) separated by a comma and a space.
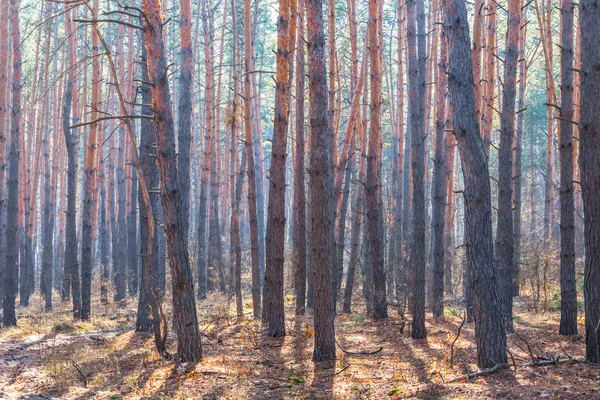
579, 0, 600, 364
307, 0, 336, 362
136, 41, 159, 331
443, 0, 508, 368
143, 0, 202, 362
496, 0, 521, 333
558, 0, 577, 336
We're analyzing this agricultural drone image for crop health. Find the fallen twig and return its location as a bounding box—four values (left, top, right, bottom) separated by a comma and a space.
450, 363, 509, 382
335, 363, 351, 375
71, 360, 88, 387
449, 313, 466, 366
335, 339, 383, 355
450, 357, 585, 382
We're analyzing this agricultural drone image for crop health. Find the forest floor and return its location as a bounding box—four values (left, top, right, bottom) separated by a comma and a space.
0, 293, 598, 399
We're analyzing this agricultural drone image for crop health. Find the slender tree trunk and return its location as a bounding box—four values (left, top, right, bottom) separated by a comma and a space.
443, 0, 508, 368
444, 131, 456, 296
244, 0, 262, 318
0, 0, 8, 306
135, 37, 162, 336
472, 0, 483, 123
307, 0, 336, 362
80, 0, 102, 321
366, 0, 387, 320
264, 0, 296, 335
496, 0, 521, 332
513, 13, 527, 298
99, 133, 109, 305
482, 0, 496, 157
115, 127, 128, 303
342, 129, 364, 314
229, 0, 244, 318
430, 19, 448, 318
407, 0, 426, 339
394, 1, 406, 308
293, 0, 307, 316
178, 0, 193, 239
143, 0, 202, 362
333, 35, 365, 299
127, 157, 138, 297
579, 0, 600, 363
558, 0, 577, 336
63, 7, 80, 316
2, 0, 20, 327
202, 0, 226, 293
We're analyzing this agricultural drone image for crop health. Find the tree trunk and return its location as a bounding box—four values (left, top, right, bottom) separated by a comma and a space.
444, 130, 456, 296
513, 12, 527, 298
63, 7, 80, 316
407, 0, 426, 339
558, 0, 577, 336
135, 35, 162, 337
202, 0, 226, 293
99, 132, 109, 305
128, 158, 138, 297
482, 0, 496, 157
244, 0, 262, 318
229, 0, 244, 318
143, 0, 202, 362
263, 0, 293, 336
115, 127, 128, 303
178, 0, 193, 239
2, 0, 21, 327
342, 133, 363, 314
579, 0, 600, 364
443, 0, 508, 368
394, 1, 407, 308
496, 0, 520, 332
293, 0, 307, 316
430, 18, 448, 318
80, 0, 102, 321
366, 0, 387, 320
307, 0, 336, 362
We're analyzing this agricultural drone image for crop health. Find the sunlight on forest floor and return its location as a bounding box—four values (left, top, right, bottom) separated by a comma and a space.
0, 293, 598, 399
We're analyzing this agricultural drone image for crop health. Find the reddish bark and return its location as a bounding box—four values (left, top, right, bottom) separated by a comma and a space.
143, 0, 202, 362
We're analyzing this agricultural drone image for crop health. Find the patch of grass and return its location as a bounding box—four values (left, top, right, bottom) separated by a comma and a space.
352, 384, 372, 394
350, 314, 365, 326
388, 387, 402, 396
76, 321, 97, 332
444, 307, 461, 317
53, 321, 76, 334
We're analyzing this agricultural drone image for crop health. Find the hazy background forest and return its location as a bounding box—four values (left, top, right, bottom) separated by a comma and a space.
0, 0, 600, 398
